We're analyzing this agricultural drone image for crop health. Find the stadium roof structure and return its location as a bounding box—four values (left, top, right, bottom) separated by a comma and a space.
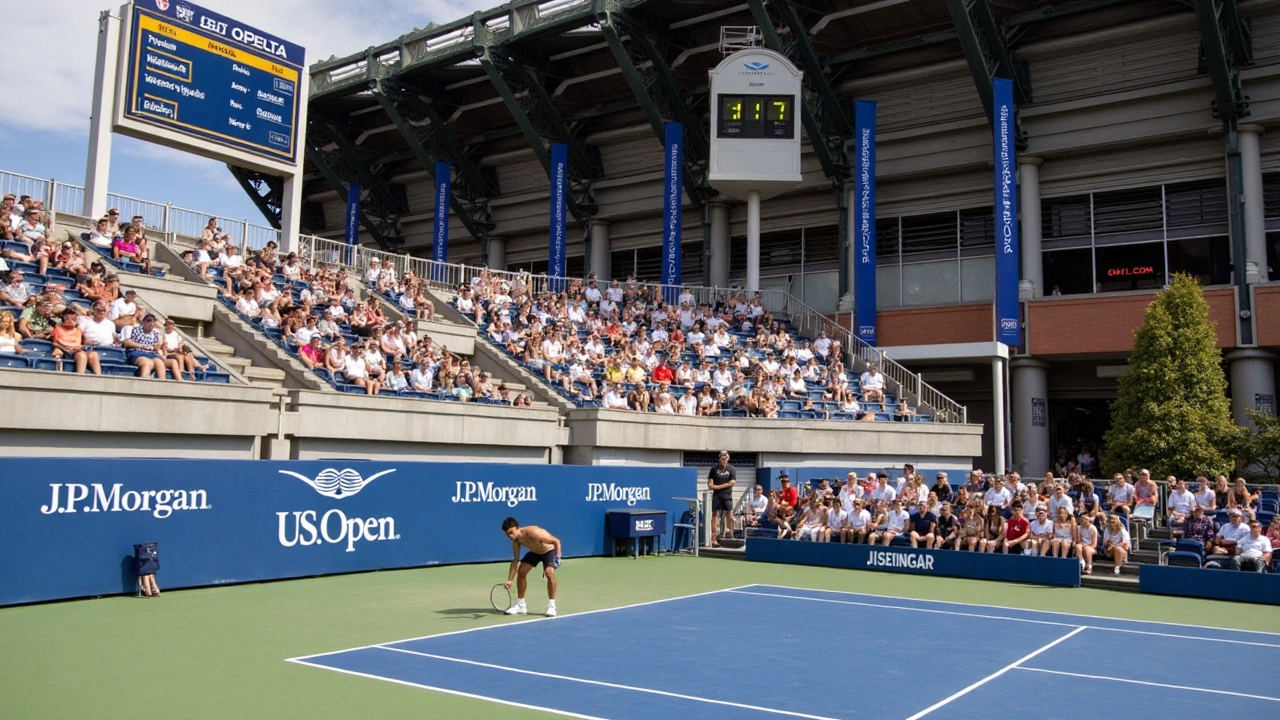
229, 0, 1250, 262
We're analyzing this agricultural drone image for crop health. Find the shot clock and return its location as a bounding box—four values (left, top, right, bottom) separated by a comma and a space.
717, 94, 796, 139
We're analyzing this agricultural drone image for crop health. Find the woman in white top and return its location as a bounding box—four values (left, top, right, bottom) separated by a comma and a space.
1193, 480, 1217, 512
88, 218, 115, 248
823, 500, 846, 544
0, 311, 26, 355
677, 391, 698, 416
652, 387, 675, 414
1048, 507, 1077, 559
342, 351, 381, 395
1076, 517, 1099, 574
1102, 514, 1130, 575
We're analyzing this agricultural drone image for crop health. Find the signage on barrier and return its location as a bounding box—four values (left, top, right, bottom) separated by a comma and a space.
40, 482, 210, 518
450, 481, 538, 507
584, 482, 652, 506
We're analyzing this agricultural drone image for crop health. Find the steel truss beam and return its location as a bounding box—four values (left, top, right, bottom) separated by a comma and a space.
1194, 0, 1254, 344
747, 0, 854, 187
476, 22, 602, 222
227, 166, 284, 230
946, 0, 1031, 149
595, 1, 715, 213
305, 117, 407, 250
373, 77, 498, 244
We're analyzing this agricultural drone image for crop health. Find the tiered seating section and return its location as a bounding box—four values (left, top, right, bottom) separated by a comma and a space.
410, 272, 932, 420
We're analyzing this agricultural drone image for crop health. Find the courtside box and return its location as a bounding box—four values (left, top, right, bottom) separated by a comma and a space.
1139, 564, 1280, 605
0, 459, 695, 605
745, 538, 1081, 588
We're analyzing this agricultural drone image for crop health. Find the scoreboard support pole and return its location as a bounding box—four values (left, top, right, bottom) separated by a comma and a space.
84, 8, 123, 220
746, 189, 761, 292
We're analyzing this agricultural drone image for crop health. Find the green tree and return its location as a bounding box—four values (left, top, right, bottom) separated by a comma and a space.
1234, 410, 1280, 480
1103, 274, 1238, 478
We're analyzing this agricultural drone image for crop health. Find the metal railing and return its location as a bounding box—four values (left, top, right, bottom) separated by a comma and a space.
1, 167, 281, 252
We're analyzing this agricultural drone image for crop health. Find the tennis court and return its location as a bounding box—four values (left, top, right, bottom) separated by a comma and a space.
291, 582, 1280, 719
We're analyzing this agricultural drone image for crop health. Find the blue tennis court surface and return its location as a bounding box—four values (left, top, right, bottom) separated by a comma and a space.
289, 584, 1280, 719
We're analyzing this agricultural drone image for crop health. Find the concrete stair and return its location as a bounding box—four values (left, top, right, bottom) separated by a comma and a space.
178, 327, 288, 390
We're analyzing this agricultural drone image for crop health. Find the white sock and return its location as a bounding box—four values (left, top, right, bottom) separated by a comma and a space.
515, 598, 526, 606
548, 599, 556, 607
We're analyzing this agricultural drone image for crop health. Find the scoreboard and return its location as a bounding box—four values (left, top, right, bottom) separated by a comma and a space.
116, 0, 305, 170
716, 94, 795, 139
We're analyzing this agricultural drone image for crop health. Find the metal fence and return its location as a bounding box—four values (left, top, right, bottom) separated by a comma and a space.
1, 167, 281, 250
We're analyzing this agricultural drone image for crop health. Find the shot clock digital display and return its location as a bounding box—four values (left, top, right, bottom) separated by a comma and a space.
717, 94, 795, 139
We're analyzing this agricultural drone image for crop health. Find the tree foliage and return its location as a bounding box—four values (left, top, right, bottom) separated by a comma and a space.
1103, 274, 1238, 479
1234, 410, 1280, 480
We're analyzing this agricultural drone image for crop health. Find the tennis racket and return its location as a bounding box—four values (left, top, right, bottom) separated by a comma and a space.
490, 582, 512, 613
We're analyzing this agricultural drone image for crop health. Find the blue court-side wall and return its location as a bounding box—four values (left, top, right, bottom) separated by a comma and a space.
0, 459, 696, 606
754, 466, 973, 493
1139, 564, 1280, 605
745, 538, 1081, 587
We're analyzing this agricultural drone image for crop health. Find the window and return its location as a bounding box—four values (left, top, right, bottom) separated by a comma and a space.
1042, 195, 1091, 244
875, 217, 900, 266
900, 212, 957, 260
1093, 187, 1163, 240
1094, 243, 1165, 292
1043, 248, 1093, 296
1168, 235, 1230, 286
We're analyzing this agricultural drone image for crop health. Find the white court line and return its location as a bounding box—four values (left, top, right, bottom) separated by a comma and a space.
377, 645, 841, 720
902, 626, 1087, 720
748, 583, 1280, 638
1014, 667, 1280, 703
286, 584, 752, 662
728, 589, 1280, 649
284, 658, 607, 719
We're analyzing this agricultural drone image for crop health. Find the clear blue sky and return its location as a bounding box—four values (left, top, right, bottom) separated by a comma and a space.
4, 0, 492, 223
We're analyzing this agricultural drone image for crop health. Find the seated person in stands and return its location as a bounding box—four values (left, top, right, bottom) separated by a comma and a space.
385, 360, 409, 393
932, 501, 959, 549
797, 498, 827, 541
842, 499, 872, 544
235, 288, 260, 320
409, 357, 435, 393
298, 335, 325, 369
930, 473, 952, 504
123, 314, 179, 380
786, 369, 808, 399
1227, 477, 1258, 512
342, 343, 381, 395
14, 208, 51, 275
1107, 473, 1135, 516
280, 253, 303, 282
1075, 480, 1102, 524
54, 241, 89, 277
869, 499, 910, 546
77, 301, 117, 349
512, 391, 532, 407
161, 318, 207, 379
958, 502, 984, 551
1209, 508, 1250, 556
1193, 476, 1216, 511
859, 362, 886, 409
1267, 514, 1280, 550
908, 501, 937, 549
894, 398, 916, 420
743, 485, 769, 528
1000, 502, 1031, 554
1166, 478, 1196, 533
1102, 514, 1130, 574
51, 309, 100, 374
0, 270, 31, 307
1232, 521, 1272, 572
602, 382, 628, 409
676, 387, 698, 415
651, 383, 675, 414
1180, 504, 1216, 548
979, 504, 1006, 553
627, 383, 651, 412
112, 225, 148, 271
1076, 516, 1099, 574
18, 299, 56, 339
1134, 469, 1159, 508
0, 310, 27, 356
1026, 507, 1055, 557
1046, 507, 1077, 558
324, 338, 349, 375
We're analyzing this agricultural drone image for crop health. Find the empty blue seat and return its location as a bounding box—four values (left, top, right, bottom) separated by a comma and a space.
1166, 551, 1202, 568
0, 354, 30, 369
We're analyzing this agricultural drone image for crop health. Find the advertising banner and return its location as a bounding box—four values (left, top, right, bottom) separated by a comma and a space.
993, 77, 1022, 347
0, 460, 695, 605
853, 100, 877, 346
344, 183, 360, 266
433, 161, 450, 280
661, 122, 683, 305
548, 142, 568, 291
746, 537, 1080, 587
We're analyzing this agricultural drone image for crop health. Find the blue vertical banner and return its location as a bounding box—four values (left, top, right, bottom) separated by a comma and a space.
344, 184, 360, 267
432, 161, 450, 282
993, 78, 1022, 347
661, 122, 684, 305
548, 143, 569, 292
853, 101, 878, 346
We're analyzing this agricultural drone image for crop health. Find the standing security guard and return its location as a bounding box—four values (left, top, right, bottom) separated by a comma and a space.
708, 450, 737, 547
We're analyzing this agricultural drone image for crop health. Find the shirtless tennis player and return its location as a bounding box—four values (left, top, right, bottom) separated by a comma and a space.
502, 517, 562, 617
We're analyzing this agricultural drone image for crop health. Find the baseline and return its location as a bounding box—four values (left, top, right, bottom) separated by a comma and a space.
1013, 667, 1280, 704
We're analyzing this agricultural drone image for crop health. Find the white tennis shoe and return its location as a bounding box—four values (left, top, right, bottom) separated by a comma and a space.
505, 600, 527, 615
545, 601, 557, 618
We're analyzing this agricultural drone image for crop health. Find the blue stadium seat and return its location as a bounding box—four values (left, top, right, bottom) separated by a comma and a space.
1166, 551, 1203, 568
0, 354, 30, 369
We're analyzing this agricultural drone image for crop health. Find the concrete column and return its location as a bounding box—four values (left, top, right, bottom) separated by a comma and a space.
487, 237, 507, 271
1010, 357, 1051, 476
1018, 157, 1044, 299
992, 357, 1006, 475
709, 202, 730, 288
83, 10, 122, 219
589, 220, 611, 280
746, 190, 761, 292
1239, 125, 1268, 282
1227, 348, 1278, 429
839, 184, 857, 312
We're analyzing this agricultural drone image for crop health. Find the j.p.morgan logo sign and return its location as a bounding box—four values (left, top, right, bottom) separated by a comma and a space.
585, 483, 651, 506
277, 468, 400, 552
41, 483, 210, 518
